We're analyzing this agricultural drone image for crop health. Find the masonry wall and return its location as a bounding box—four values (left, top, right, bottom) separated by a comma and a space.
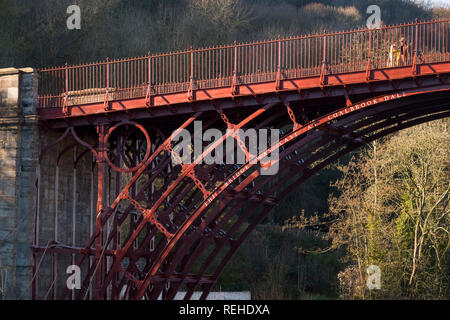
0, 68, 39, 299
35, 128, 97, 300
0, 67, 96, 300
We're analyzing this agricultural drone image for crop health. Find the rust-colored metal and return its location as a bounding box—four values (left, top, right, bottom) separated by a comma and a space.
38, 19, 449, 112
32, 18, 450, 300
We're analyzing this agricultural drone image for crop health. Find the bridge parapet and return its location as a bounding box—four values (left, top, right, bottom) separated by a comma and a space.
37, 19, 449, 115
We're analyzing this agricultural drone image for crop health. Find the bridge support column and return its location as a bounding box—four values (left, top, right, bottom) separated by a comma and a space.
0, 67, 39, 299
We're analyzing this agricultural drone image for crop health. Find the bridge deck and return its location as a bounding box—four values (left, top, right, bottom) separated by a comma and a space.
37, 19, 450, 125
30, 18, 450, 301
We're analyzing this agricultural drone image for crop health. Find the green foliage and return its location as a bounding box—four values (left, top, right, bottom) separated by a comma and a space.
294, 120, 450, 299
214, 224, 341, 299
394, 193, 415, 244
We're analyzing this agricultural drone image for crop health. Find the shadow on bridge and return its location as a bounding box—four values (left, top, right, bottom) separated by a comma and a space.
32, 18, 450, 300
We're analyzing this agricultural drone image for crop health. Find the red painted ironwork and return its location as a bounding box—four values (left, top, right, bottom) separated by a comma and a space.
32, 18, 450, 300
38, 19, 449, 111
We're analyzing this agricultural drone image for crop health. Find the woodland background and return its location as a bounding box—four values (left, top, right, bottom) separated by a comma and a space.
0, 0, 449, 299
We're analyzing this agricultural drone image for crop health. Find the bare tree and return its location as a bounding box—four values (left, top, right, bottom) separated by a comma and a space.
285, 119, 450, 299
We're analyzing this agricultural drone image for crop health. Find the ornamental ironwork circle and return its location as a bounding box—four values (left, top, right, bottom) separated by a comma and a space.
104, 121, 151, 173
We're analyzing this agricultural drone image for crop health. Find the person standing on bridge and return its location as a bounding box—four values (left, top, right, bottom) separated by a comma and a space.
399, 37, 409, 65
388, 43, 399, 67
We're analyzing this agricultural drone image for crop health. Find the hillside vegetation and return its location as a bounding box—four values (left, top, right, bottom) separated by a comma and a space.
0, 0, 448, 299
1, 0, 448, 68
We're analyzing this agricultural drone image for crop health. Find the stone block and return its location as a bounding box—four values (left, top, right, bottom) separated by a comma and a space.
0, 67, 38, 299
0, 242, 15, 266
15, 243, 33, 267
15, 266, 32, 299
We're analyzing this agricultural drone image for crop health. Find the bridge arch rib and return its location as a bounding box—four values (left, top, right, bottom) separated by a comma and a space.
31, 17, 450, 299
129, 86, 450, 300
33, 85, 449, 300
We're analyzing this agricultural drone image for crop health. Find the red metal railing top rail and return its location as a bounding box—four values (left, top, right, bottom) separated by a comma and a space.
38, 19, 450, 109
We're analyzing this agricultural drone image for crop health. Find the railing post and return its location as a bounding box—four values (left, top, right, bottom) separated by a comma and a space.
412, 18, 419, 76
95, 124, 107, 300
63, 62, 69, 115
188, 46, 194, 100
232, 40, 238, 95
320, 29, 327, 86
276, 35, 282, 90
366, 29, 372, 80
104, 57, 110, 111
145, 52, 152, 107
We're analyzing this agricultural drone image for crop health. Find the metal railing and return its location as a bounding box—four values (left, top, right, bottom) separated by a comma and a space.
38, 19, 450, 109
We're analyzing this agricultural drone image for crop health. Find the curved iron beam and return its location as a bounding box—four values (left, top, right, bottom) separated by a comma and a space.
134, 87, 450, 299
